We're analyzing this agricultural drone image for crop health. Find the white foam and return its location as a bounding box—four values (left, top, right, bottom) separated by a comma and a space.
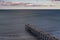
51, 31, 60, 39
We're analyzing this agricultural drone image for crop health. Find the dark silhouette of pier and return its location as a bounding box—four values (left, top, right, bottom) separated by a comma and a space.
25, 24, 58, 40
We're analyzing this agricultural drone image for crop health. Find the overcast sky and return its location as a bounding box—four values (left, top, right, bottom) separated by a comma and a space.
4, 0, 53, 4
0, 0, 60, 9
0, 0, 59, 5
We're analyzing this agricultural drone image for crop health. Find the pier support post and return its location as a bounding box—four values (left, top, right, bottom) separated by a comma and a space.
25, 24, 58, 40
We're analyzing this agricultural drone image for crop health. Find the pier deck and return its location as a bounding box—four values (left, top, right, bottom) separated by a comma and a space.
25, 24, 58, 40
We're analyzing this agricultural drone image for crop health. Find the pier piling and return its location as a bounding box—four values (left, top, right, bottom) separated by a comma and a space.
25, 24, 58, 40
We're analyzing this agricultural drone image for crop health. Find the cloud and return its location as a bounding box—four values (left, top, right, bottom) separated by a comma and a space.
0, 2, 32, 6
0, 2, 41, 7
0, 2, 55, 7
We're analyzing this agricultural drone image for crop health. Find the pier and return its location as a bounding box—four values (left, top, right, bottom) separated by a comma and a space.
25, 24, 58, 40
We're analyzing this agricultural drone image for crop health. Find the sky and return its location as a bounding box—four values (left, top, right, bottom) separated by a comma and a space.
7, 0, 49, 2
4, 0, 50, 3
0, 0, 60, 9
6, 0, 60, 4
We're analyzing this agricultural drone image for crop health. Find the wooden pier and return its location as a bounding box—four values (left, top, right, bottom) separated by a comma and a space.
25, 24, 58, 40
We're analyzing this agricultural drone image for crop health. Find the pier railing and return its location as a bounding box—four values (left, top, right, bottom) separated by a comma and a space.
25, 24, 58, 40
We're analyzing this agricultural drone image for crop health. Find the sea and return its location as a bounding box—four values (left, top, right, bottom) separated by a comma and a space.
0, 9, 60, 40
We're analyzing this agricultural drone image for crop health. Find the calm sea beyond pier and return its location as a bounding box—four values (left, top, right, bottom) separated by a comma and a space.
0, 9, 60, 40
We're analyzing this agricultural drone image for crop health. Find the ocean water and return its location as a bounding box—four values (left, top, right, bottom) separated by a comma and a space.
0, 10, 60, 40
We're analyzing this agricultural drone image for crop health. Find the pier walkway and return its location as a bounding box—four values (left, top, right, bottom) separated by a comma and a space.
25, 24, 58, 40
